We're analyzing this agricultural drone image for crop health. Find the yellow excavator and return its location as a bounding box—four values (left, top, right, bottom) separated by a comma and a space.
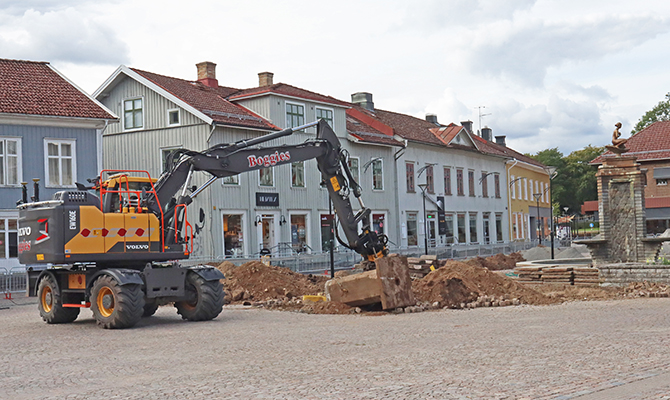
19, 120, 394, 329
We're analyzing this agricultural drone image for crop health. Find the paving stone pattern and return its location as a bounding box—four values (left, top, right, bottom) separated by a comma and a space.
2, 298, 670, 399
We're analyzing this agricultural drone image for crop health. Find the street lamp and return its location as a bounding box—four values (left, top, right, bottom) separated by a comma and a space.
533, 193, 542, 245
547, 166, 557, 258
418, 182, 428, 255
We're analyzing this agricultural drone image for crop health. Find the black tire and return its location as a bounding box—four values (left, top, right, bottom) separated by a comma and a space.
90, 275, 144, 329
143, 299, 159, 317
175, 272, 224, 321
37, 275, 80, 324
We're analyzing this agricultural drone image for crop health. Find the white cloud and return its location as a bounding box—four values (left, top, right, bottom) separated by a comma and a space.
0, 7, 128, 65
468, 15, 670, 86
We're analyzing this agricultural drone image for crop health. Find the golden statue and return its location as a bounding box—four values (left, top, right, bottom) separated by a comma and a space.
606, 122, 629, 155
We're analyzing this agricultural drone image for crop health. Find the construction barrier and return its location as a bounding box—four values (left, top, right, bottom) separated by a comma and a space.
2, 267, 27, 300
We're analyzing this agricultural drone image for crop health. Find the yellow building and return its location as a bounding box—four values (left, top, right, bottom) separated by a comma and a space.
507, 158, 551, 242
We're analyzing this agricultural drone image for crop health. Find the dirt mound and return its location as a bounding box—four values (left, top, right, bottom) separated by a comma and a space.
464, 252, 525, 271
413, 260, 553, 308
217, 261, 328, 302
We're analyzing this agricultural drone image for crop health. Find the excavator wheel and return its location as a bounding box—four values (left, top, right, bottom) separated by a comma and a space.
174, 272, 224, 321
37, 275, 80, 324
142, 299, 159, 317
90, 275, 144, 329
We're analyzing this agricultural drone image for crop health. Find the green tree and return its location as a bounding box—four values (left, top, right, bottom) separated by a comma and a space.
632, 92, 670, 134
529, 145, 603, 215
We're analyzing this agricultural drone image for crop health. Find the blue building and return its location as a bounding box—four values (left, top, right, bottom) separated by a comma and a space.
0, 58, 117, 269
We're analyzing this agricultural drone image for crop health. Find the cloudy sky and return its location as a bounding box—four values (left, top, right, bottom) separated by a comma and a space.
2, 0, 669, 155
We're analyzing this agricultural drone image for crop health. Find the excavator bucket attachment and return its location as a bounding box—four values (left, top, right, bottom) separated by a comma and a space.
324, 255, 415, 310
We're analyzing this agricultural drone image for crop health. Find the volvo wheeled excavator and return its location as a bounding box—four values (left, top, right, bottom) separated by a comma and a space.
19, 120, 393, 329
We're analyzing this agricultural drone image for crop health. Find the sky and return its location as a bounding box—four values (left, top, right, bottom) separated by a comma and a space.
1, 0, 670, 155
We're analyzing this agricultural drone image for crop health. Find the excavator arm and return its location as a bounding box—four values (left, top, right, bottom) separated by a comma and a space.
147, 120, 388, 261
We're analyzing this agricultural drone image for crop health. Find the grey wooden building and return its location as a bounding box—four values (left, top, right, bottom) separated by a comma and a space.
0, 58, 117, 269
94, 63, 403, 260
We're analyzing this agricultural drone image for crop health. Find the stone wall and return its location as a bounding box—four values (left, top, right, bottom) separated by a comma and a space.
598, 263, 670, 286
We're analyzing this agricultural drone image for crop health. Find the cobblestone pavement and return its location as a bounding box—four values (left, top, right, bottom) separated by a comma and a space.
2, 297, 670, 399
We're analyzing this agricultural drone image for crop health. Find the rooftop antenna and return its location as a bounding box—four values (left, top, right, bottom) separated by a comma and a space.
475, 106, 491, 136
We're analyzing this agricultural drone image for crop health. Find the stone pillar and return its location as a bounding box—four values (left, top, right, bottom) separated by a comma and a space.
596, 156, 647, 262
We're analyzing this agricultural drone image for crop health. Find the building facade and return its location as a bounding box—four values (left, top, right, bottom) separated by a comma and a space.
0, 58, 117, 269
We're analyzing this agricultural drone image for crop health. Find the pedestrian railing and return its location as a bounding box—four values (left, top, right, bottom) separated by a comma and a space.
186, 240, 540, 275
1, 267, 27, 300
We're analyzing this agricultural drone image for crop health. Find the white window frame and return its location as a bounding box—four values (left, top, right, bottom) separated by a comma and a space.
348, 157, 360, 187
291, 161, 306, 188
288, 211, 311, 253
44, 138, 76, 188
167, 108, 180, 127
0, 137, 22, 186
285, 101, 306, 129
0, 212, 19, 262
510, 175, 515, 199
160, 145, 182, 173
222, 210, 247, 257
123, 97, 144, 131
222, 174, 240, 186
259, 167, 275, 187
315, 106, 335, 129
371, 158, 384, 191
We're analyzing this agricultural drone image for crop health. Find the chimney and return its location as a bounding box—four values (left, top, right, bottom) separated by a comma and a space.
461, 120, 473, 134
351, 92, 374, 111
495, 135, 507, 147
258, 71, 274, 87
425, 114, 438, 125
196, 61, 218, 88
481, 126, 493, 142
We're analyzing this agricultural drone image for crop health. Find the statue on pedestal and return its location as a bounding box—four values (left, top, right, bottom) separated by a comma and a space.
606, 122, 629, 155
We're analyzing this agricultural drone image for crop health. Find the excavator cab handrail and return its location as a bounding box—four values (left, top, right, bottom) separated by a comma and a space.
99, 169, 165, 252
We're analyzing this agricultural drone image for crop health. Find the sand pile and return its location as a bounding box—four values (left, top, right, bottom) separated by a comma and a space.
522, 246, 552, 261
464, 252, 525, 271
412, 260, 553, 308
556, 247, 588, 259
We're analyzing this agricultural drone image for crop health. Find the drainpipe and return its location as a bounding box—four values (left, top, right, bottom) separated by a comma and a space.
97, 120, 110, 174
506, 159, 519, 242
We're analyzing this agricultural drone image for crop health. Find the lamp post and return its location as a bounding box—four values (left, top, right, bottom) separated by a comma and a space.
547, 166, 557, 259
533, 193, 542, 245
418, 183, 428, 255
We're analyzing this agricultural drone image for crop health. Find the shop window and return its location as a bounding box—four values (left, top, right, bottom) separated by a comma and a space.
223, 214, 244, 257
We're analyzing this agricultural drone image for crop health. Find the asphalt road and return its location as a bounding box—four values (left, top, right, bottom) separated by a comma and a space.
2, 297, 670, 399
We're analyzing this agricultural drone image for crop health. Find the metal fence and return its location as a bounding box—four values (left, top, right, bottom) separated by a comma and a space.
1, 267, 27, 300
186, 240, 540, 275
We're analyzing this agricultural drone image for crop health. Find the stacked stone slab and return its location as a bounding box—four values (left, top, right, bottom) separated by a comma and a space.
573, 267, 601, 286
541, 266, 573, 284
514, 265, 543, 284
407, 255, 438, 279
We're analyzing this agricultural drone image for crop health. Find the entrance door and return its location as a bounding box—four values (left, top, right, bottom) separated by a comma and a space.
257, 214, 276, 254
427, 212, 436, 247
483, 214, 491, 244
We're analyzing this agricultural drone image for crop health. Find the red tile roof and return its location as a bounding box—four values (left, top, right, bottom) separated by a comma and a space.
0, 58, 115, 120
352, 106, 446, 146
581, 200, 599, 213
346, 111, 404, 147
431, 123, 463, 145
471, 134, 547, 168
131, 68, 278, 130
592, 121, 670, 164
229, 83, 350, 107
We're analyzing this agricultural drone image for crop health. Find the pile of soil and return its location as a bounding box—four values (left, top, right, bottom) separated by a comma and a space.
412, 260, 554, 308
217, 261, 327, 302
465, 252, 525, 271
